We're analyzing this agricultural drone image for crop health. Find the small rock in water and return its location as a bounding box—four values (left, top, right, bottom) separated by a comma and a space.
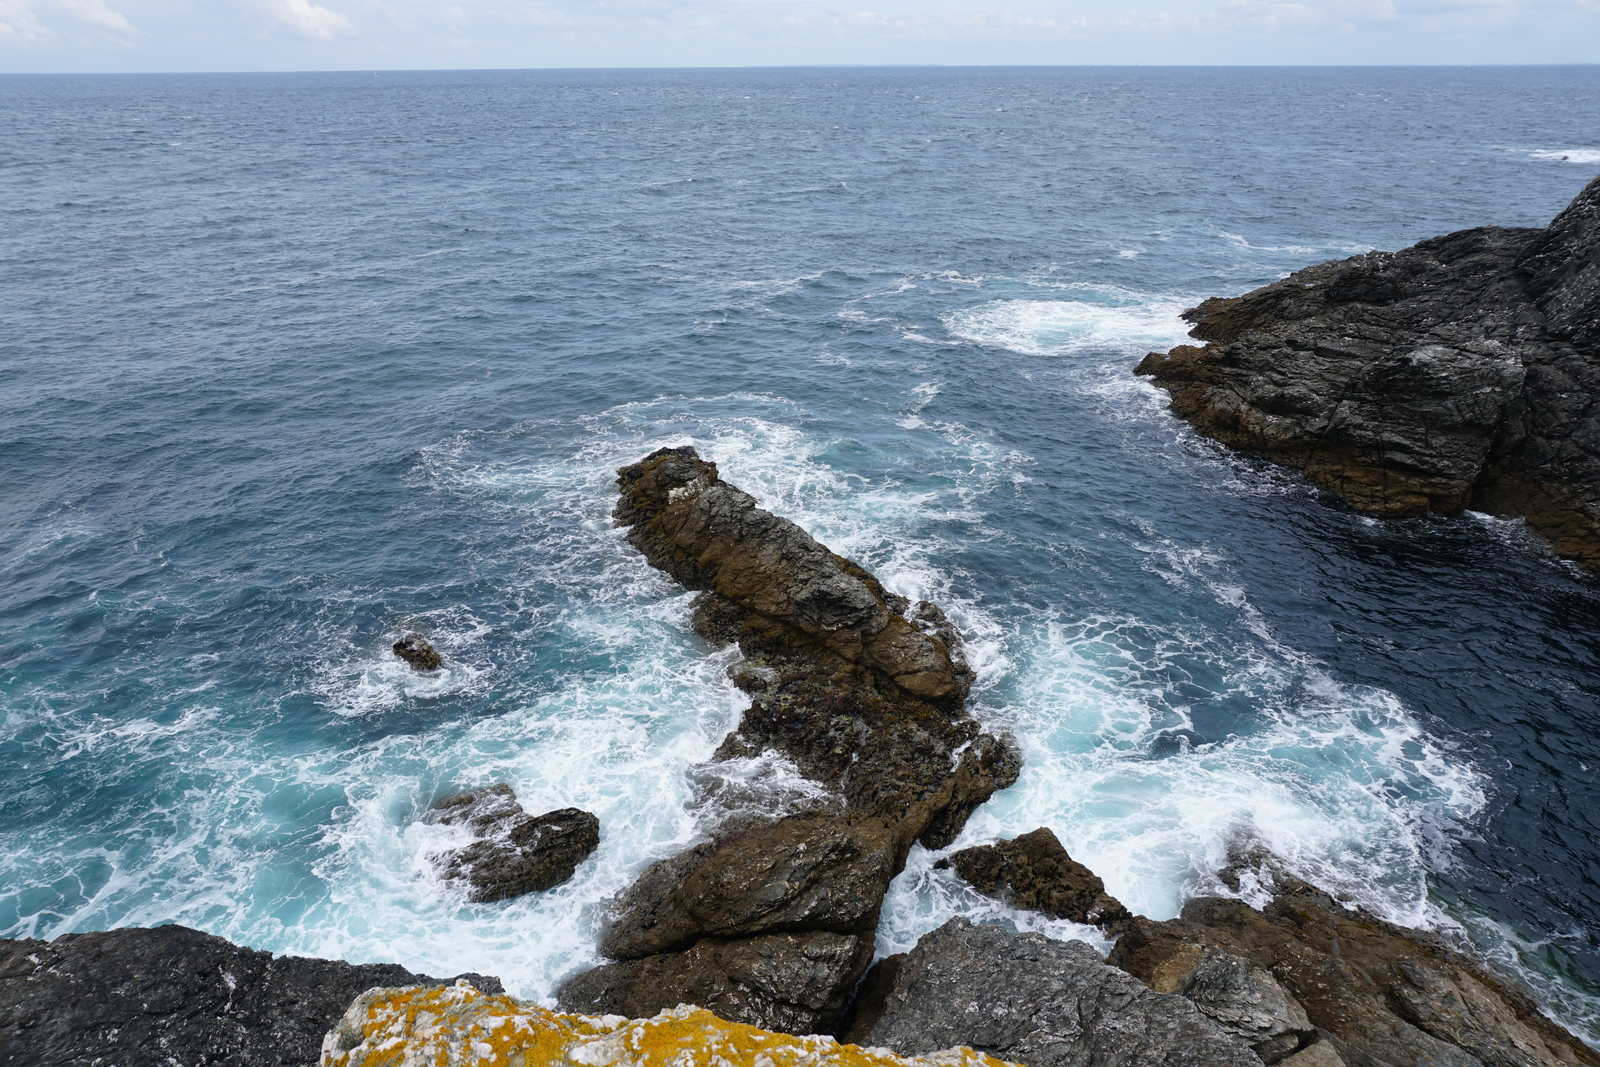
392, 631, 442, 671
935, 826, 1132, 929
427, 783, 600, 903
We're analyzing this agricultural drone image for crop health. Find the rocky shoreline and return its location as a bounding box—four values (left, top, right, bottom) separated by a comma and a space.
1136, 174, 1600, 570
5, 447, 1598, 1066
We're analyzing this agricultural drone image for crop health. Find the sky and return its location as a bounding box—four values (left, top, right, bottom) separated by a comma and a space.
0, 0, 1596, 72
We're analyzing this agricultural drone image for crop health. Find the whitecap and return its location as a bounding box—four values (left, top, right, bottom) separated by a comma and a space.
942, 291, 1193, 357
1530, 149, 1600, 164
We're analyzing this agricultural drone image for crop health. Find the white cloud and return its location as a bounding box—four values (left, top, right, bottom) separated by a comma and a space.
58, 0, 137, 33
0, 0, 49, 42
269, 0, 353, 38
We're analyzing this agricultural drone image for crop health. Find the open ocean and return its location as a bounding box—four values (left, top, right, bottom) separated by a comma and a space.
4, 65, 1600, 1041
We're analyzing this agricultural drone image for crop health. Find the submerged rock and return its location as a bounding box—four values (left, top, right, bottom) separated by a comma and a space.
935, 826, 1133, 929
427, 784, 599, 904
557, 447, 1021, 1035
849, 916, 1261, 1067
1135, 174, 1600, 571
1109, 876, 1600, 1067
323, 983, 1022, 1067
0, 924, 500, 1067
392, 631, 442, 670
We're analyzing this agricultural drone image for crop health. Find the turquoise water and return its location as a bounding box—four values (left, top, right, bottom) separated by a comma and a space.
3, 65, 1599, 1038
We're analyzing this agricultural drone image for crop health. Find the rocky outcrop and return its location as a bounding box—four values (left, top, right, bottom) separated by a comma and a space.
1131, 942, 1319, 1064
555, 931, 874, 1037
0, 924, 501, 1067
613, 447, 971, 705
426, 784, 599, 903
392, 632, 442, 670
558, 448, 1020, 1035
934, 827, 1133, 929
1108, 874, 1600, 1067
596, 815, 897, 960
1136, 174, 1600, 570
848, 916, 1263, 1067
322, 982, 1021, 1067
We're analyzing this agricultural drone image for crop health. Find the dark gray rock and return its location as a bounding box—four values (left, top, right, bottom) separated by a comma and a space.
0, 924, 500, 1067
1135, 174, 1600, 571
935, 827, 1132, 929
854, 916, 1262, 1067
392, 632, 442, 671
1136, 942, 1317, 1064
556, 930, 872, 1037
427, 784, 599, 904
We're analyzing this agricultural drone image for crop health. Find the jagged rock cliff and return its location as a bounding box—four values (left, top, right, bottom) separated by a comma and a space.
556, 447, 1020, 1035
1136, 174, 1600, 569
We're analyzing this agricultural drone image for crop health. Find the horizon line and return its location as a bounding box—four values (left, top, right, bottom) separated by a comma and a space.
6, 61, 1600, 77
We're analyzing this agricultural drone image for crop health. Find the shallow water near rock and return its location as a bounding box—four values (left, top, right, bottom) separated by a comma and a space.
3, 66, 1600, 1041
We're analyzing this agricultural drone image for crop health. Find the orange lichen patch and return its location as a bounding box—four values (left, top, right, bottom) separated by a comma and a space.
321, 982, 1021, 1067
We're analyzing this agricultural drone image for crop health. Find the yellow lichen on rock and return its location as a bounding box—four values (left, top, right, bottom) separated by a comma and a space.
321, 982, 1021, 1067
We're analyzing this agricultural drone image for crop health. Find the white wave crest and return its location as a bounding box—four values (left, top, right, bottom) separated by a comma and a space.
942, 292, 1193, 357
1530, 149, 1600, 164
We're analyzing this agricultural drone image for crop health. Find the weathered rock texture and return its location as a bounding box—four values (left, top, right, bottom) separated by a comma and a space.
322, 983, 1021, 1067
596, 816, 897, 960
391, 632, 442, 670
1109, 875, 1600, 1067
426, 784, 600, 903
849, 916, 1263, 1067
935, 827, 1133, 930
1136, 174, 1600, 570
0, 924, 501, 1067
556, 931, 874, 1038
558, 447, 1020, 1036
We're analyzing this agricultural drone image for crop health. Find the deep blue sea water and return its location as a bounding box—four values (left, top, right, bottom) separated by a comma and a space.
4, 65, 1600, 1039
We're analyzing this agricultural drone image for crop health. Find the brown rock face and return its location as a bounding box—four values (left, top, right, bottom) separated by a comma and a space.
427, 784, 600, 903
614, 446, 970, 704
597, 815, 898, 960
556, 931, 874, 1037
1108, 877, 1600, 1067
935, 826, 1132, 929
1136, 174, 1600, 571
558, 447, 1021, 1036
615, 447, 1016, 849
